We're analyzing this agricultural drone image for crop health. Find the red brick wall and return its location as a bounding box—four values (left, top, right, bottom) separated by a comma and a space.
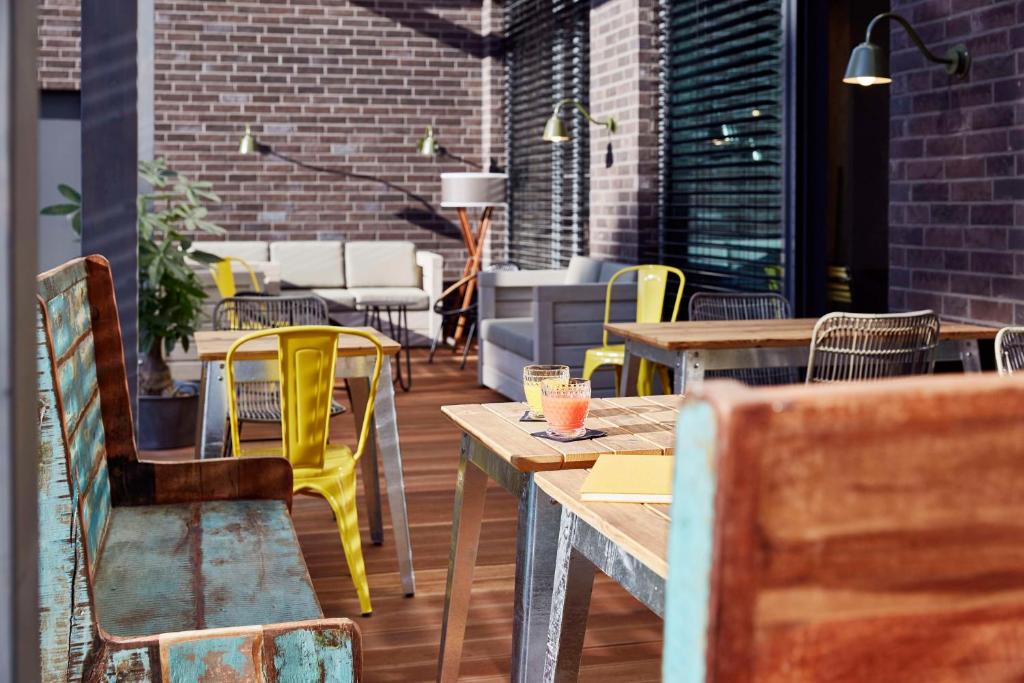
588, 0, 661, 263
36, 1, 503, 278
888, 0, 1024, 323
38, 0, 80, 90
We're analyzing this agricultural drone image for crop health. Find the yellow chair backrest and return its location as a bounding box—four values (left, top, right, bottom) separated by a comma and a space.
602, 265, 686, 347
225, 326, 383, 469
211, 256, 262, 299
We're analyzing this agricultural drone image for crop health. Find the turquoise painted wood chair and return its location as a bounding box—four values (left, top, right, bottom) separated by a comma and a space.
37, 256, 361, 682
664, 375, 1024, 681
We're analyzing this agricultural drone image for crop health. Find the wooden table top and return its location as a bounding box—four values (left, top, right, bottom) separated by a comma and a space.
604, 318, 999, 351
194, 327, 401, 361
535, 468, 670, 579
441, 396, 681, 472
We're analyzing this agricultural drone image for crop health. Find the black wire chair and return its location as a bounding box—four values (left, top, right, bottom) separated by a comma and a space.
688, 292, 799, 385
429, 262, 519, 370
213, 295, 347, 429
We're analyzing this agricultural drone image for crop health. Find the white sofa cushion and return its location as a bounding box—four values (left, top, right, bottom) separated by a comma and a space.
309, 287, 356, 311
480, 318, 534, 359
190, 240, 269, 263
345, 241, 419, 288
565, 255, 603, 284
270, 241, 345, 288
349, 287, 429, 310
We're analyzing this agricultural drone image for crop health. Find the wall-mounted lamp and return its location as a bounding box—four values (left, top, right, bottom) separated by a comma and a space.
844, 12, 969, 86
542, 99, 616, 143
416, 125, 439, 156
238, 125, 270, 155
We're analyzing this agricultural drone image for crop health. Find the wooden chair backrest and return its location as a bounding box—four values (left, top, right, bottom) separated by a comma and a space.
36, 256, 138, 680
665, 374, 1024, 682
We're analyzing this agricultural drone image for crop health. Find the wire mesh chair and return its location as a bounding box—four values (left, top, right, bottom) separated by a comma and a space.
995, 326, 1024, 375
429, 261, 520, 369
688, 292, 798, 385
213, 295, 346, 426
806, 310, 940, 384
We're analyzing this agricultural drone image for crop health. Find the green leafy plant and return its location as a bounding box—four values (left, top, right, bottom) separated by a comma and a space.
42, 158, 225, 397
39, 184, 82, 235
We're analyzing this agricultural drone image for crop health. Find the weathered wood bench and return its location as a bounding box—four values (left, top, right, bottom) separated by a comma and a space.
663, 374, 1024, 681
37, 256, 361, 682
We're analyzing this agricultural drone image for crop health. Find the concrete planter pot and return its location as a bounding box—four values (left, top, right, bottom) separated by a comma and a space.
137, 382, 199, 450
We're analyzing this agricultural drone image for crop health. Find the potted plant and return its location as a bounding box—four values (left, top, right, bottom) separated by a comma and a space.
43, 158, 225, 448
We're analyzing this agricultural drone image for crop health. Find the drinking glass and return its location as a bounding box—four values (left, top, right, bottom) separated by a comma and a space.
541, 378, 591, 439
523, 365, 569, 419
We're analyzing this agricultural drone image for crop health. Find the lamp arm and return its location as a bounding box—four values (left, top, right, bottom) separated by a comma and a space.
553, 98, 617, 131
865, 12, 951, 66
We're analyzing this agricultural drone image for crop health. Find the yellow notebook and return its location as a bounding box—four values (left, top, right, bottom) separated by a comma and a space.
581, 454, 674, 504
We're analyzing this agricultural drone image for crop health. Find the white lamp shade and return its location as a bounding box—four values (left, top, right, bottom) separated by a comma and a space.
440, 172, 508, 208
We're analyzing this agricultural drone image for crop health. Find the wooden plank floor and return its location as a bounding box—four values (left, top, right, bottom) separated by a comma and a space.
144, 349, 663, 682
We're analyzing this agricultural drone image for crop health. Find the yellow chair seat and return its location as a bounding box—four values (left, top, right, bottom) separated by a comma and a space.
585, 344, 626, 366
239, 443, 355, 481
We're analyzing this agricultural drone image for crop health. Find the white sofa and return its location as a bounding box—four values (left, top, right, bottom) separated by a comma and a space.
171, 239, 443, 381
477, 255, 637, 400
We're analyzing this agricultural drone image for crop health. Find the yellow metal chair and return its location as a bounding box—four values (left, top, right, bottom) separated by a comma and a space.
211, 256, 262, 298
226, 325, 383, 615
582, 265, 685, 395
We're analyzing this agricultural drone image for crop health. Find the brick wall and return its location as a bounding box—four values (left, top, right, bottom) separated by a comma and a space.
587, 0, 661, 263
38, 0, 80, 90
889, 0, 1024, 324
37, 1, 503, 279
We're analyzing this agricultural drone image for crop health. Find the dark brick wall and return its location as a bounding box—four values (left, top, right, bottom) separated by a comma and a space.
38, 0, 80, 90
889, 0, 1024, 323
37, 1, 504, 278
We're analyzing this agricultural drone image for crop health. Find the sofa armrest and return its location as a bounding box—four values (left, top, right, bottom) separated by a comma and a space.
93, 619, 361, 681
417, 250, 444, 339
479, 268, 567, 288
109, 456, 294, 510
533, 282, 635, 304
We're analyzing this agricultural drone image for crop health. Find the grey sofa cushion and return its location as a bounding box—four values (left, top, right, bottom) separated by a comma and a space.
480, 317, 534, 359
565, 256, 603, 284
309, 287, 357, 311
345, 241, 419, 288
348, 287, 429, 310
598, 261, 635, 282
270, 241, 345, 288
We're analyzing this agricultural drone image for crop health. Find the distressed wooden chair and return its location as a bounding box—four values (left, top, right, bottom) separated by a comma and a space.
37, 256, 361, 682
995, 326, 1024, 375
215, 294, 347, 431
663, 374, 1024, 681
226, 325, 384, 616
688, 292, 797, 385
806, 310, 940, 383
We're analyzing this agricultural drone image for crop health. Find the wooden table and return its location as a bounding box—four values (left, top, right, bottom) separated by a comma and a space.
438, 396, 680, 682
536, 468, 670, 682
193, 327, 416, 597
606, 318, 998, 395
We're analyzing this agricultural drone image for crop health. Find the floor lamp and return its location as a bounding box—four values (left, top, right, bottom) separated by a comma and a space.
440, 172, 507, 345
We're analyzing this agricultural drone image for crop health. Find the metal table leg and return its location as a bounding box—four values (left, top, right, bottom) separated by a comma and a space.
543, 508, 595, 683
349, 377, 384, 546
959, 339, 983, 372
620, 344, 638, 397
679, 350, 704, 395
373, 361, 416, 596
511, 480, 562, 683
197, 360, 228, 459
437, 436, 489, 683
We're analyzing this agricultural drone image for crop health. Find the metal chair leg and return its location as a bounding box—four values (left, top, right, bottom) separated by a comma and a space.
460, 320, 476, 370
429, 317, 444, 364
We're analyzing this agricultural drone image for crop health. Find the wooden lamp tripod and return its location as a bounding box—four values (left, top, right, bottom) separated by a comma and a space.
440, 172, 507, 347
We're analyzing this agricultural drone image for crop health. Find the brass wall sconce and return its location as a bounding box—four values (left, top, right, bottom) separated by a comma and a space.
542, 99, 616, 142
416, 125, 439, 156
238, 125, 270, 155
844, 12, 970, 86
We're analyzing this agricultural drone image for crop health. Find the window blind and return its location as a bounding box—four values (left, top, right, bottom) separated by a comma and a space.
654, 0, 785, 292
505, 0, 590, 269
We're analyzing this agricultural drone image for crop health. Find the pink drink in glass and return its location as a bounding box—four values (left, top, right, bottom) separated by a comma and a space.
541, 378, 590, 439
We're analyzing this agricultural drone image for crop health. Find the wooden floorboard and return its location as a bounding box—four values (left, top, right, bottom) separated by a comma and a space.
144, 349, 663, 681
